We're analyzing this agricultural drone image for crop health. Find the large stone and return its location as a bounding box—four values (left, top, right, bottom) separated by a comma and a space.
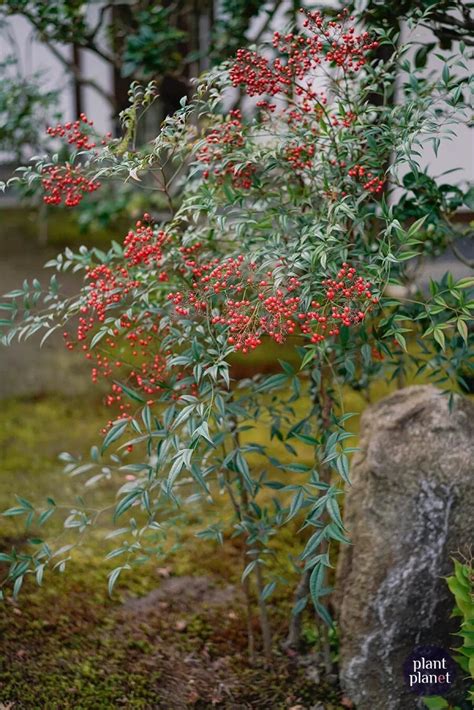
336, 385, 474, 710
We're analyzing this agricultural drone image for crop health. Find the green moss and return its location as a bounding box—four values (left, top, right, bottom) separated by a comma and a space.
0, 206, 120, 250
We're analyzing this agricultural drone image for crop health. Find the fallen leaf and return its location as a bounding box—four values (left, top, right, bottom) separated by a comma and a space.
187, 689, 200, 704
157, 567, 171, 578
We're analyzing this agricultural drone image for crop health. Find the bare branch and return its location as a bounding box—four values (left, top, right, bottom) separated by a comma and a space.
451, 242, 474, 269
41, 39, 117, 108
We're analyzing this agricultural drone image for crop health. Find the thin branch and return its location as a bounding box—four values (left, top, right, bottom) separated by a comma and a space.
283, 568, 309, 649
89, 2, 114, 41
254, 557, 273, 663
17, 10, 118, 107
42, 40, 116, 108
451, 242, 474, 269
250, 0, 283, 45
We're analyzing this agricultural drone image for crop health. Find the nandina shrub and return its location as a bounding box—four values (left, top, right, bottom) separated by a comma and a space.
1, 6, 472, 659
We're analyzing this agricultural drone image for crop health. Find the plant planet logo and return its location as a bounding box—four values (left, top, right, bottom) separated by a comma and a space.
403, 645, 457, 696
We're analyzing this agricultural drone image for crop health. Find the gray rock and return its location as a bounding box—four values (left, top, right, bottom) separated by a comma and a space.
336, 385, 474, 710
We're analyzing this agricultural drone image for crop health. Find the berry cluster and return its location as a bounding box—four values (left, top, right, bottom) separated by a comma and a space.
197, 110, 255, 189
82, 264, 139, 326
62, 216, 175, 417
46, 114, 110, 150
123, 214, 168, 271
168, 256, 377, 354
284, 142, 316, 171
347, 164, 385, 194
371, 345, 384, 361
66, 306, 178, 420
230, 10, 378, 98
330, 110, 357, 128
168, 255, 301, 353
203, 163, 256, 190
75, 216, 169, 333
299, 264, 377, 343
66, 309, 198, 429
230, 49, 284, 97
198, 110, 245, 159
41, 164, 101, 207
42, 114, 111, 207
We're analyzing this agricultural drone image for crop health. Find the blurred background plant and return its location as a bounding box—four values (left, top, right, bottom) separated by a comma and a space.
0, 54, 60, 163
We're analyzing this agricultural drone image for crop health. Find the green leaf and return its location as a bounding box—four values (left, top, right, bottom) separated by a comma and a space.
189, 463, 210, 494
335, 454, 350, 484
433, 328, 445, 350
108, 566, 126, 596
114, 381, 146, 403
453, 560, 470, 589
394, 333, 407, 352
172, 404, 196, 430
38, 508, 55, 526
90, 329, 107, 349
242, 560, 257, 581
234, 451, 252, 489
114, 489, 142, 521
422, 697, 449, 709
309, 563, 326, 604
301, 528, 326, 560
286, 488, 305, 522
300, 348, 316, 370
326, 522, 350, 544
292, 595, 308, 616
168, 448, 193, 486
279, 359, 294, 375
261, 581, 276, 601
141, 405, 152, 432
456, 319, 468, 343
13, 575, 24, 599
455, 277, 474, 289
2, 507, 27, 517
15, 496, 34, 510
193, 421, 214, 446
414, 43, 435, 69
257, 373, 288, 392
313, 600, 333, 627
102, 419, 129, 452
292, 432, 319, 446
35, 564, 45, 586
326, 496, 344, 529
